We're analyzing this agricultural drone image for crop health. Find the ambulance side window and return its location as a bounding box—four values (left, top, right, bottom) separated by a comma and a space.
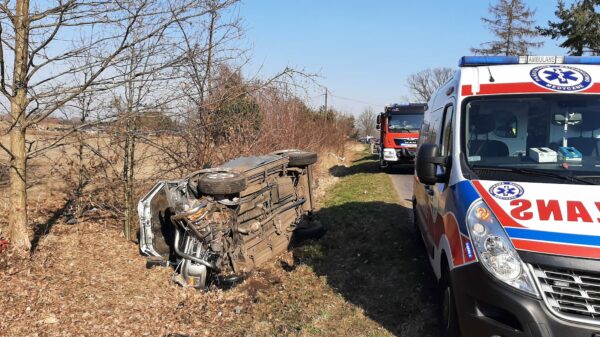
427, 108, 443, 145
440, 105, 454, 156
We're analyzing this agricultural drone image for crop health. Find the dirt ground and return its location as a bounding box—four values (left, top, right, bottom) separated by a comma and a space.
0, 144, 439, 337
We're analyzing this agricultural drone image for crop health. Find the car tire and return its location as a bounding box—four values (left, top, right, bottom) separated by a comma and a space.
272, 149, 318, 167
440, 262, 461, 337
197, 171, 247, 195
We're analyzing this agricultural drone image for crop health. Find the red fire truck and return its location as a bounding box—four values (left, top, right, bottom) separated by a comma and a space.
376, 103, 426, 169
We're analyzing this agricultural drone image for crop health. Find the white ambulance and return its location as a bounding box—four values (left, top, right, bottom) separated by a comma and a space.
414, 56, 600, 337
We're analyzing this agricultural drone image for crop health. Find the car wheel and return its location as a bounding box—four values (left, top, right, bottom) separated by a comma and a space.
272, 149, 318, 167
440, 263, 461, 337
197, 171, 247, 195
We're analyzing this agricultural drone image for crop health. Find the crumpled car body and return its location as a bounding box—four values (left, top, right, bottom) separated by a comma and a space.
138, 150, 318, 288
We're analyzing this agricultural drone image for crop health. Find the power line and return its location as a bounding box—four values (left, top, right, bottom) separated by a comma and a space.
328, 92, 386, 107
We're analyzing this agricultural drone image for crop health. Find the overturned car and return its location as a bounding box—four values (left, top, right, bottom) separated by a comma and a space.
138, 150, 319, 289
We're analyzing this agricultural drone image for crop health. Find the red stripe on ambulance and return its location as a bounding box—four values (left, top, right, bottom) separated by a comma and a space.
512, 239, 600, 260
461, 82, 600, 96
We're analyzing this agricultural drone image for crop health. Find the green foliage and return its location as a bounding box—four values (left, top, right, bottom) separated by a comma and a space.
209, 66, 262, 141
472, 0, 543, 55
538, 0, 600, 55
217, 95, 262, 130
134, 111, 178, 132
315, 106, 337, 121
309, 106, 357, 137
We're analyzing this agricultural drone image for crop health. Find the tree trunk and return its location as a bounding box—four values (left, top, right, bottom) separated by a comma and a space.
8, 124, 30, 252
123, 131, 136, 241
75, 133, 85, 218
201, 8, 216, 107
8, 0, 31, 252
123, 131, 131, 241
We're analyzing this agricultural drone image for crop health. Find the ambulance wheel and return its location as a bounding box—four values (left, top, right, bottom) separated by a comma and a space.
440, 261, 460, 337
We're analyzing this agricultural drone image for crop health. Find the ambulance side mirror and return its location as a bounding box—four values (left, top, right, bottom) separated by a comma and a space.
376, 124, 380, 130
416, 144, 446, 185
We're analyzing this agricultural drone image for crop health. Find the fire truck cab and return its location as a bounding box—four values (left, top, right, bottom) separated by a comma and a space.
377, 103, 426, 169
414, 56, 600, 337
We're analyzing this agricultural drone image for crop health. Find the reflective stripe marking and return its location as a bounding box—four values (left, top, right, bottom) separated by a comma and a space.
461, 83, 600, 96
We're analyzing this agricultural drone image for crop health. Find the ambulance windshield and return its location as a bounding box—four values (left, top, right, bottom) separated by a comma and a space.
388, 114, 423, 132
464, 94, 600, 183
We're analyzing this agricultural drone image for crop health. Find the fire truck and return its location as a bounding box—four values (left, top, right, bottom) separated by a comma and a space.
376, 103, 426, 169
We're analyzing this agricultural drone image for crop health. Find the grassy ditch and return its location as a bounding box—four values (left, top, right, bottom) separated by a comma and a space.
229, 150, 440, 336
0, 147, 439, 337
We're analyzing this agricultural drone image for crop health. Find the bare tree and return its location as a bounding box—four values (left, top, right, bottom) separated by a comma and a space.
144, 0, 247, 174
471, 0, 543, 55
0, 0, 213, 253
113, 1, 192, 240
406, 67, 454, 102
357, 107, 377, 137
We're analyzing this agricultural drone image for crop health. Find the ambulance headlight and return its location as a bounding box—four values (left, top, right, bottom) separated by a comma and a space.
466, 200, 539, 297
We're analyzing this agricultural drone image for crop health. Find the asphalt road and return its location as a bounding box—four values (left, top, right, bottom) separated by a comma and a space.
386, 166, 415, 209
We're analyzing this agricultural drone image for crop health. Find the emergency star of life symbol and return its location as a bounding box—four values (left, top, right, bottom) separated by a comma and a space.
530, 65, 592, 92
543, 68, 579, 84
488, 182, 524, 200
495, 186, 517, 197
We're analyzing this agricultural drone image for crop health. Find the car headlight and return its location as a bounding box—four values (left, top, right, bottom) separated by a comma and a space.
466, 199, 539, 297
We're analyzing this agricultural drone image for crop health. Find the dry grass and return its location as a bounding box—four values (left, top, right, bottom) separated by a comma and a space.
0, 144, 439, 337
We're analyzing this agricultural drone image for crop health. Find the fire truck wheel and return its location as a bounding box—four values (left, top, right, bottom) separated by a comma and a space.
198, 171, 247, 195
379, 157, 389, 170
272, 149, 318, 167
440, 261, 460, 337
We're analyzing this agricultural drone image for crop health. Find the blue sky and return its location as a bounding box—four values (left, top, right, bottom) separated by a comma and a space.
239, 0, 575, 115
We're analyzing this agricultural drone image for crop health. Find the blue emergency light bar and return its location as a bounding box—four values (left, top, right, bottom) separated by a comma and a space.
387, 103, 426, 107
459, 55, 600, 67
384, 103, 427, 114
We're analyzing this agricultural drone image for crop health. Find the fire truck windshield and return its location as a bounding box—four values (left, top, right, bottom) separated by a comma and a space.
388, 114, 423, 132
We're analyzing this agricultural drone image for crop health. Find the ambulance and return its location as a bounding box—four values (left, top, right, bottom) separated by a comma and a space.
414, 56, 600, 337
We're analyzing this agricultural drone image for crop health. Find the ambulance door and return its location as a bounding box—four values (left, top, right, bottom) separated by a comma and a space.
426, 103, 454, 250
414, 108, 435, 253
416, 105, 443, 255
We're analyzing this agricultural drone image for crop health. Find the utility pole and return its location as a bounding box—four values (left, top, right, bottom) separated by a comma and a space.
324, 88, 328, 112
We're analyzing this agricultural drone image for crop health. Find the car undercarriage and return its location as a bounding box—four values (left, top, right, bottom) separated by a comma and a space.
137, 150, 319, 289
